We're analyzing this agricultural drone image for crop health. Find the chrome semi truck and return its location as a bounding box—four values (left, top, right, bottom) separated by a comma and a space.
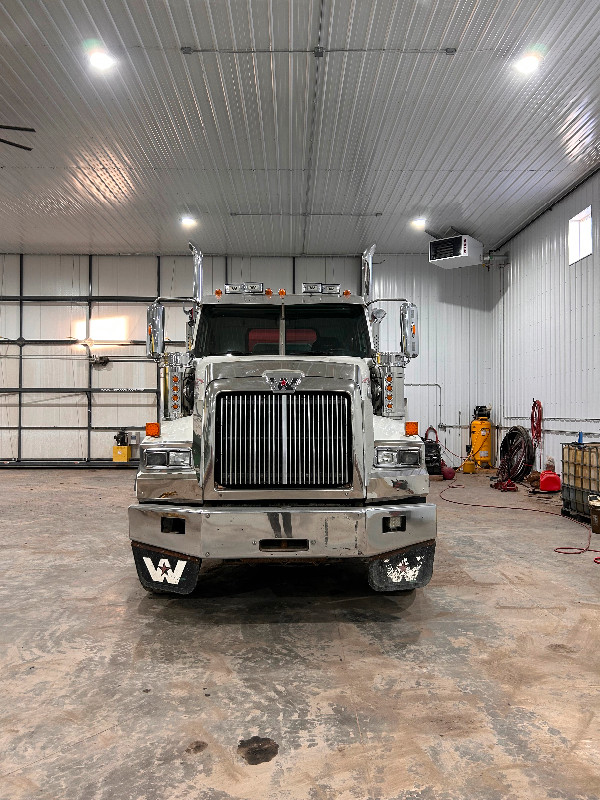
129, 244, 436, 594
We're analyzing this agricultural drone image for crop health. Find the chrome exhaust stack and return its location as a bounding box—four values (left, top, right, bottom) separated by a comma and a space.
189, 241, 203, 304
361, 244, 376, 301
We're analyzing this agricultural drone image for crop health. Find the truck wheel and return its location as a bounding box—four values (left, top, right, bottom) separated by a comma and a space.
131, 542, 202, 596
367, 541, 436, 592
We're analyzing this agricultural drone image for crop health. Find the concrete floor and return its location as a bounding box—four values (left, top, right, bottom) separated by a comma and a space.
1, 470, 599, 800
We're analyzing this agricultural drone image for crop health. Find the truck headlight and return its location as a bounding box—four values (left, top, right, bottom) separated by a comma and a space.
168, 450, 192, 467
144, 449, 191, 468
376, 449, 398, 465
398, 449, 421, 466
145, 450, 168, 467
374, 447, 421, 467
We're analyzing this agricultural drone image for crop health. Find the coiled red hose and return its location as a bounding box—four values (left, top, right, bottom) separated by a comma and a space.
531, 399, 543, 446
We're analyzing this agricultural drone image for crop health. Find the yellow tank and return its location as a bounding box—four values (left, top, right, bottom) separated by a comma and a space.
470, 414, 493, 467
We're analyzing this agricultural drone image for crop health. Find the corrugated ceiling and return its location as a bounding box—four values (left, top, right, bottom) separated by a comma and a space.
0, 0, 598, 255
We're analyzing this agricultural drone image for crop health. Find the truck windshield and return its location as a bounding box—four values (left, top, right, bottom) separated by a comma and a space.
195, 303, 370, 358
285, 305, 370, 357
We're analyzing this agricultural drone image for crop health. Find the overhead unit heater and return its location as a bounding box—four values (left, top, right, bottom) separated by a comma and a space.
429, 235, 483, 268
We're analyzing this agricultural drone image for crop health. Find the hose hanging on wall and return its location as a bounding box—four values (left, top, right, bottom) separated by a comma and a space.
531, 398, 543, 448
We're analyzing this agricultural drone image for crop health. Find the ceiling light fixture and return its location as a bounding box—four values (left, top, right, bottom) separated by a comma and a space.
411, 218, 427, 230
89, 49, 117, 71
514, 53, 542, 74
181, 216, 198, 229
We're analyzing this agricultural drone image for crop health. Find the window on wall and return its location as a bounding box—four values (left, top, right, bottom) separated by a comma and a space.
568, 206, 592, 264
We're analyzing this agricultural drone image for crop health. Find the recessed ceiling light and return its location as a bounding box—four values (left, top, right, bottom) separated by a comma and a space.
411, 218, 427, 230
89, 48, 117, 71
514, 53, 542, 74
181, 216, 198, 229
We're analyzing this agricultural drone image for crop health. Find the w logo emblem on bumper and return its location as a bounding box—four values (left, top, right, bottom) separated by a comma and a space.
143, 557, 187, 585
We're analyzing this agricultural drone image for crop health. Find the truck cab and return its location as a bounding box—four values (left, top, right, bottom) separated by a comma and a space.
129, 245, 437, 594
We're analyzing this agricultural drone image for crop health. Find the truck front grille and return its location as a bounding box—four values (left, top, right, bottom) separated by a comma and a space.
215, 391, 352, 488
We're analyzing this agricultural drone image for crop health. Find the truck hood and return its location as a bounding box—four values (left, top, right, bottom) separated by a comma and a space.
199, 356, 365, 386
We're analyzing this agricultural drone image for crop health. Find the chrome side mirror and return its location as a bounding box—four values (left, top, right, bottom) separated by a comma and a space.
146, 302, 165, 359
370, 308, 386, 324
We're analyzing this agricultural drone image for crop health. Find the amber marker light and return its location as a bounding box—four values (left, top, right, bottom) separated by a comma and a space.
405, 421, 419, 436
343, 289, 351, 297
146, 422, 160, 437
265, 288, 273, 297
278, 288, 286, 297
215, 289, 222, 298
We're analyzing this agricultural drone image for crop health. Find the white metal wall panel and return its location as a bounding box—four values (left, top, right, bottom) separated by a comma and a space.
21, 429, 87, 460
491, 169, 600, 473
0, 344, 19, 458
0, 398, 18, 459
0, 344, 19, 388
294, 257, 361, 295
374, 255, 493, 464
227, 257, 294, 291
0, 254, 20, 294
22, 303, 86, 341
92, 303, 146, 342
92, 393, 156, 429
164, 305, 188, 345
91, 346, 155, 392
0, 303, 19, 339
22, 345, 87, 389
160, 255, 226, 298
93, 256, 157, 297
21, 392, 87, 428
23, 255, 88, 296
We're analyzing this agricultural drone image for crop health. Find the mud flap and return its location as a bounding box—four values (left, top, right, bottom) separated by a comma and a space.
368, 540, 436, 592
131, 542, 201, 595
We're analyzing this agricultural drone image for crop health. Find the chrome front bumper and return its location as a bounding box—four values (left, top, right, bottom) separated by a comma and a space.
128, 502, 436, 560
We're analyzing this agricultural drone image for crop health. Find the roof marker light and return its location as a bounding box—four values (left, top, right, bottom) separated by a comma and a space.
302, 282, 322, 294
343, 289, 351, 297
181, 216, 198, 229
411, 218, 427, 230
278, 288, 286, 297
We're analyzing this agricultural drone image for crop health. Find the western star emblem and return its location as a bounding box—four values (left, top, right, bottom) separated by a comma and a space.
143, 557, 187, 585
263, 370, 304, 393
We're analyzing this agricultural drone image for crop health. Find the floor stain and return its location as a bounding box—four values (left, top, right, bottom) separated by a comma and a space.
185, 740, 208, 754
237, 736, 279, 765
546, 642, 579, 654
